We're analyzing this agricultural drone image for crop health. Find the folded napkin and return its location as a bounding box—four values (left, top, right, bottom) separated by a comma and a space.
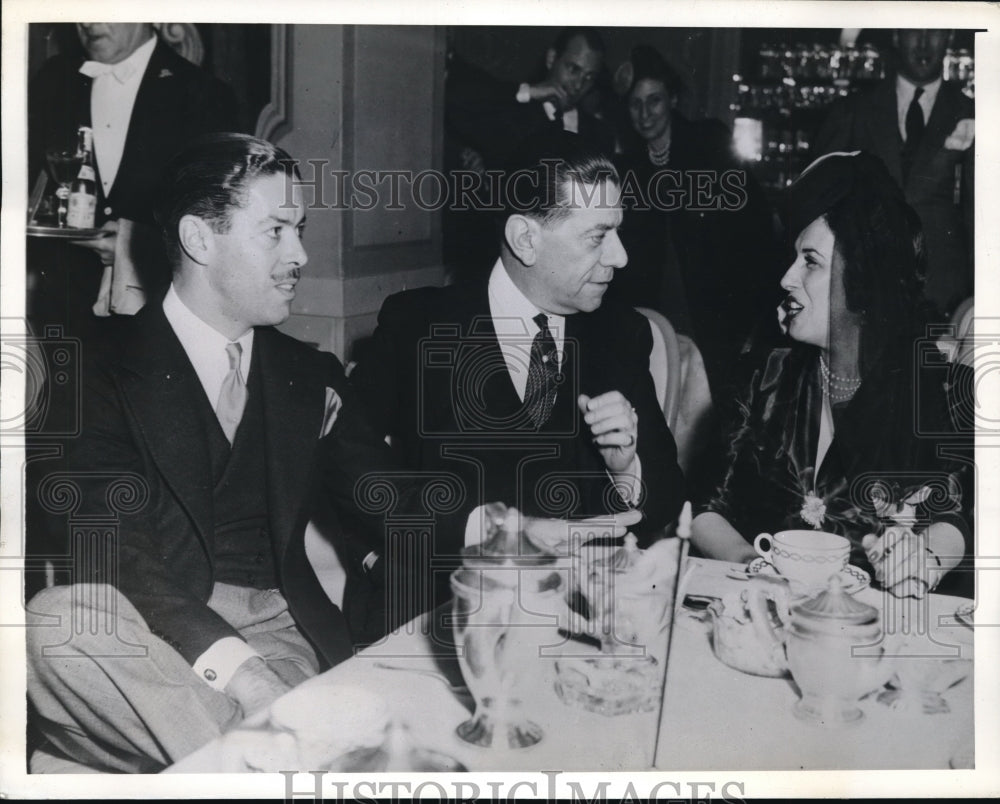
92, 218, 147, 317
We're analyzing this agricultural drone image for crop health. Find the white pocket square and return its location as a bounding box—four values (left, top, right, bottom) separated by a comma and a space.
320, 387, 342, 438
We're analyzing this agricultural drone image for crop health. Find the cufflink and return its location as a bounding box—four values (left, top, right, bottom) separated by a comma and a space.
203, 668, 217, 682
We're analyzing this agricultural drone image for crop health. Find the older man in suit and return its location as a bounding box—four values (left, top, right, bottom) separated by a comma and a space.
353, 130, 685, 616
25, 134, 636, 773
814, 29, 974, 316
28, 22, 239, 336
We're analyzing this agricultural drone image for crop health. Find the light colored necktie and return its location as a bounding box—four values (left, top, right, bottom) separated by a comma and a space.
216, 342, 247, 444
79, 60, 137, 83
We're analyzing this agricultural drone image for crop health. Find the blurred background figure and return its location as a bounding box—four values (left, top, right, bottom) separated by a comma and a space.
607, 45, 782, 424
443, 28, 615, 281
28, 22, 240, 342
814, 29, 974, 318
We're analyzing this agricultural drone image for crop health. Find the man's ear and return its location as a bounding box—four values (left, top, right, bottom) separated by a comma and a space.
504, 214, 540, 267
545, 48, 556, 72
177, 215, 213, 266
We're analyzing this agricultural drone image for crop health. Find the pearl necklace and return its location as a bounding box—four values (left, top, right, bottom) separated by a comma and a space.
819, 354, 861, 402
648, 140, 671, 166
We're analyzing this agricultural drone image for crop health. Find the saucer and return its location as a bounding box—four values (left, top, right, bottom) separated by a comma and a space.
746, 557, 871, 595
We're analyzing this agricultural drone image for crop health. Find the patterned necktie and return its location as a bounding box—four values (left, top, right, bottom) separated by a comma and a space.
902, 87, 925, 183
216, 342, 247, 444
524, 313, 559, 428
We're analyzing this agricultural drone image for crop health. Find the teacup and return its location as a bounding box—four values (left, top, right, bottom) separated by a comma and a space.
753, 530, 849, 588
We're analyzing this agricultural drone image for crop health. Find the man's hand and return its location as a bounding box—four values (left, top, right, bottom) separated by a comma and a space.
527, 80, 569, 109
578, 392, 638, 474
518, 507, 642, 554
69, 219, 118, 265
224, 656, 292, 719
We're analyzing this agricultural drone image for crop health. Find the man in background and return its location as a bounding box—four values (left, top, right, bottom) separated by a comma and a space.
814, 29, 974, 316
444, 28, 616, 278
28, 22, 240, 338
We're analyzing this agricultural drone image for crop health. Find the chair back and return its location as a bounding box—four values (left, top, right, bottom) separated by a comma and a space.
635, 307, 681, 429
937, 296, 974, 367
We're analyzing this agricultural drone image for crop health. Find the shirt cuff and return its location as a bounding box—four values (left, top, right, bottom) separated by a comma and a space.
611, 455, 643, 506
192, 637, 261, 691
516, 82, 531, 103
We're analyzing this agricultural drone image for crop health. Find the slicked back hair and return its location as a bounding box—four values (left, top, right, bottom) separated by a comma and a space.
154, 133, 298, 269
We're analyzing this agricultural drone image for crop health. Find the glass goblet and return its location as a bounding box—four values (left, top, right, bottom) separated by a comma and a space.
450, 569, 543, 749
45, 147, 83, 228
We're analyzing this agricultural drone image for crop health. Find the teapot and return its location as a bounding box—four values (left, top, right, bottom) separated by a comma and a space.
782, 576, 895, 724
707, 575, 791, 678
710, 575, 895, 724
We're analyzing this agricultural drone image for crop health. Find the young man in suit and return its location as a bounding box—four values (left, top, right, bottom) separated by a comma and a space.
353, 130, 685, 609
25, 134, 637, 773
813, 29, 974, 316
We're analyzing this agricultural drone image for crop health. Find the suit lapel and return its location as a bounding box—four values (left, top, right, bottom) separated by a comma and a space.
111, 40, 172, 199
118, 306, 215, 545
463, 283, 525, 420
255, 329, 324, 558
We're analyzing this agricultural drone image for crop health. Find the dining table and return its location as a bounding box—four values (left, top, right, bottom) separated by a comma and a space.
166, 557, 974, 773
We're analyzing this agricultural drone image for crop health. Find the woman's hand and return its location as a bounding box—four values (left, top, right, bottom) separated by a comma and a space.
862, 523, 963, 598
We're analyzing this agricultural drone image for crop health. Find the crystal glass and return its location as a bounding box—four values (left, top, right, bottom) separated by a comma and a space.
45, 147, 83, 228
450, 569, 543, 749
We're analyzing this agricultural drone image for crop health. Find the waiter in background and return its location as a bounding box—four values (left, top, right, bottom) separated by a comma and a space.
28, 22, 240, 339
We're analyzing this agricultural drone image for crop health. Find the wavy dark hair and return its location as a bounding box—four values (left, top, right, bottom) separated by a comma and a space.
154, 133, 299, 269
785, 152, 929, 376
625, 44, 686, 101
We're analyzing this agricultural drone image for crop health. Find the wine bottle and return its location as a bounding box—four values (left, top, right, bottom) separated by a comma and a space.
66, 126, 97, 229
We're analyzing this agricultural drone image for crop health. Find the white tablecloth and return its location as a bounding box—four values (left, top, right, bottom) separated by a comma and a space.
167, 558, 973, 772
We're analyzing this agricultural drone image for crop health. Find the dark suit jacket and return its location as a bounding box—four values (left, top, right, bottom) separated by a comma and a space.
610, 112, 782, 412
351, 281, 685, 550
61, 305, 418, 667
814, 78, 974, 314
445, 56, 615, 168
27, 38, 240, 336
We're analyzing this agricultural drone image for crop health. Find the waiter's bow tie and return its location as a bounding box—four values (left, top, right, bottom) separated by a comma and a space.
79, 60, 137, 83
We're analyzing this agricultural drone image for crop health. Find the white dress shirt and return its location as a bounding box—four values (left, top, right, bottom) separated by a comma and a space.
896, 74, 941, 143
162, 285, 259, 690
488, 259, 566, 401
83, 34, 157, 196
162, 284, 253, 409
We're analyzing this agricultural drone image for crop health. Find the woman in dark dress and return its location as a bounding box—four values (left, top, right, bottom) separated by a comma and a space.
607, 45, 781, 409
691, 152, 973, 599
